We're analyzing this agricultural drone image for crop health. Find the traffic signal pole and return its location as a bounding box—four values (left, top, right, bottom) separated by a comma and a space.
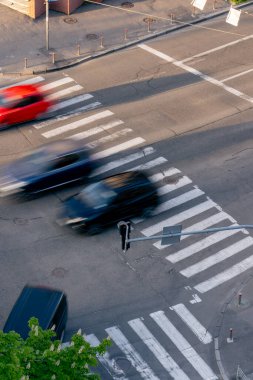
118, 222, 253, 252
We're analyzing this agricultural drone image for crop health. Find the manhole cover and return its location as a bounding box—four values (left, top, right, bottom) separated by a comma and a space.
64, 17, 78, 24
13, 218, 28, 225
86, 33, 99, 40
115, 357, 132, 372
143, 17, 157, 23
163, 173, 183, 184
121, 1, 134, 8
51, 267, 67, 278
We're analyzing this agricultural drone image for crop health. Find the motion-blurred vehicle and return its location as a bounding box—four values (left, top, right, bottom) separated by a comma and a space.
3, 285, 68, 341
0, 139, 95, 197
57, 170, 159, 234
0, 84, 52, 128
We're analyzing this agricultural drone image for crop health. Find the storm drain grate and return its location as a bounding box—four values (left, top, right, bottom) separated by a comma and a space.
64, 17, 78, 24
86, 33, 99, 40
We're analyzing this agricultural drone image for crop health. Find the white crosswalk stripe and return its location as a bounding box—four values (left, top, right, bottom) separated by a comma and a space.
170, 304, 212, 344
49, 93, 94, 113
141, 200, 218, 237
70, 120, 124, 141
158, 211, 236, 250
40, 77, 75, 91
89, 147, 157, 177
128, 318, 190, 380
47, 84, 83, 100
194, 254, 253, 293
150, 311, 218, 380
180, 236, 253, 278
34, 101, 101, 129
91, 137, 146, 160
166, 223, 240, 263
1, 76, 45, 89
106, 326, 160, 380
86, 334, 128, 380
79, 305, 217, 379
42, 110, 114, 138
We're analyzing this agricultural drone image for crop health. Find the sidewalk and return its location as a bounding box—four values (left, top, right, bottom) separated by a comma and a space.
0, 0, 233, 75
215, 275, 253, 380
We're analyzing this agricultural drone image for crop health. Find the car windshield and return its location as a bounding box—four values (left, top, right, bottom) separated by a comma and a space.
0, 94, 16, 108
76, 182, 117, 209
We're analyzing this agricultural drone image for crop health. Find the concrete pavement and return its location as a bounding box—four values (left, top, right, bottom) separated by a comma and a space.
1, 0, 253, 379
0, 0, 237, 75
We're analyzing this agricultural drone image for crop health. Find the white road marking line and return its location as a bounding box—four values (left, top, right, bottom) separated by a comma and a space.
42, 110, 113, 138
179, 34, 253, 64
70, 120, 124, 140
131, 157, 168, 171
141, 199, 218, 237
195, 252, 253, 293
84, 128, 133, 149
91, 137, 145, 160
158, 211, 236, 250
47, 84, 83, 100
34, 101, 101, 129
153, 188, 204, 215
139, 44, 253, 104
106, 326, 159, 380
89, 147, 156, 177
221, 68, 253, 83
86, 334, 128, 380
49, 93, 94, 113
40, 77, 75, 91
166, 222, 240, 263
150, 311, 218, 380
128, 318, 190, 380
170, 304, 212, 344
0, 76, 45, 90
181, 236, 253, 278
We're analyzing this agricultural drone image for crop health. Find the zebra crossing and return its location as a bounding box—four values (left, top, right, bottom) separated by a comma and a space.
5, 73, 253, 294
83, 303, 217, 380
5, 74, 253, 379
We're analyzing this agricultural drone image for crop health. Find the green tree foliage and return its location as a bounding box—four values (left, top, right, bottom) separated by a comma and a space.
0, 317, 111, 380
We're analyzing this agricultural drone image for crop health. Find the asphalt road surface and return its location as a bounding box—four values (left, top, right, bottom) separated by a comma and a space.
1, 8, 253, 379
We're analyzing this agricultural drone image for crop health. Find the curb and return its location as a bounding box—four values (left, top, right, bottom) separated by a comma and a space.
2, 1, 253, 76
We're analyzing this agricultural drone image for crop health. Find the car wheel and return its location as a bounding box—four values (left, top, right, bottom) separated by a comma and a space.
88, 224, 102, 235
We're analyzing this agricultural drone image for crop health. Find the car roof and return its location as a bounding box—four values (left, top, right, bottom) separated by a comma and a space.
3, 286, 66, 338
103, 171, 151, 191
2, 84, 39, 98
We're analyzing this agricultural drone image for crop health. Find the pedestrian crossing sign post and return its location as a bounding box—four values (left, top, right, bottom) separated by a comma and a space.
161, 225, 182, 245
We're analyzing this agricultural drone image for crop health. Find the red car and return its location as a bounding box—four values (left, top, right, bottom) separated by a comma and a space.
0, 84, 53, 128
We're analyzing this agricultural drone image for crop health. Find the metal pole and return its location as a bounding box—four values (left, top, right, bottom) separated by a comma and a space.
46, 0, 49, 50
125, 224, 253, 244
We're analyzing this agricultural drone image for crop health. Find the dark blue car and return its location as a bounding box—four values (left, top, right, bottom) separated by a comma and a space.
57, 170, 159, 235
0, 139, 95, 197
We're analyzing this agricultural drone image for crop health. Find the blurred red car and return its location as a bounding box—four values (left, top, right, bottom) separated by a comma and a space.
0, 84, 53, 128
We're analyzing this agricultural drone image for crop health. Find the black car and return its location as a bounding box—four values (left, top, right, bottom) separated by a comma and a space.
0, 139, 95, 197
3, 285, 68, 341
57, 170, 159, 234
